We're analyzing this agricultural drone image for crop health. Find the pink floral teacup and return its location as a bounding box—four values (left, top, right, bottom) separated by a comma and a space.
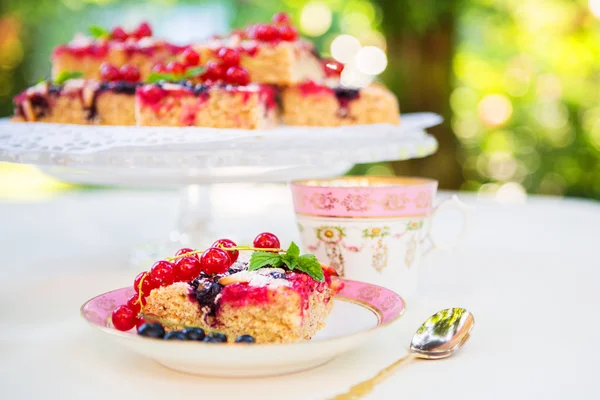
291, 176, 470, 298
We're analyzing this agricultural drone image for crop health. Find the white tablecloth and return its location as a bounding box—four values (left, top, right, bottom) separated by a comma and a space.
0, 186, 594, 399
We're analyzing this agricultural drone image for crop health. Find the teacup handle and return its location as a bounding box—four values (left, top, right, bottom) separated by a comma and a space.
424, 195, 471, 254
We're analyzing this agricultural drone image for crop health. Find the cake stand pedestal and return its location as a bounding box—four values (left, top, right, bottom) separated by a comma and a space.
0, 113, 441, 266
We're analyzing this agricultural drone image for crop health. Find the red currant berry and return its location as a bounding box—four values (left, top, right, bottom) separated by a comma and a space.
272, 12, 292, 25
203, 61, 225, 81
199, 248, 232, 275
133, 21, 153, 39
152, 63, 168, 73
111, 305, 137, 331
212, 239, 239, 263
182, 48, 200, 66
150, 260, 176, 286
119, 64, 140, 82
253, 232, 281, 250
110, 26, 128, 41
166, 61, 185, 76
133, 271, 158, 295
252, 24, 278, 42
216, 47, 240, 67
323, 59, 344, 77
278, 24, 298, 41
175, 247, 198, 259
174, 256, 202, 282
100, 62, 121, 81
224, 66, 250, 86
126, 294, 145, 314
139, 85, 165, 104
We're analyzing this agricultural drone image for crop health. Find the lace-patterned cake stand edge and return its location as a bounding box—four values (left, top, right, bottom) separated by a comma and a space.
0, 112, 441, 266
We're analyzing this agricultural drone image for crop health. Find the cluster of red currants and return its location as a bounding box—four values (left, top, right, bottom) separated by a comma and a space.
152, 47, 201, 79
99, 62, 141, 82
111, 232, 281, 332
201, 47, 249, 86
110, 22, 153, 42
245, 12, 299, 43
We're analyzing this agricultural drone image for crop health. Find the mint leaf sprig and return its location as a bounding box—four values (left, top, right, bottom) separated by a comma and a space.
54, 71, 83, 85
249, 242, 324, 282
145, 66, 205, 84
89, 25, 110, 39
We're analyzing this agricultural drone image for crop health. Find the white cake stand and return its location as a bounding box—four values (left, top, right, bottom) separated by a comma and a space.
0, 113, 441, 265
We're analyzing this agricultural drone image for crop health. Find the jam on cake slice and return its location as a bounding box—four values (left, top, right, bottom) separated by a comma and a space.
135, 81, 278, 129
281, 80, 400, 126
51, 22, 184, 81
191, 12, 324, 86
12, 77, 138, 125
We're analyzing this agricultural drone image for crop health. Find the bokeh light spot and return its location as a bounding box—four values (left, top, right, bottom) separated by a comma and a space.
478, 94, 513, 126
355, 46, 387, 75
300, 2, 332, 37
330, 35, 362, 64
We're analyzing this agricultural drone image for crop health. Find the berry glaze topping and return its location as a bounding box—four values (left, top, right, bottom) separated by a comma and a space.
52, 22, 185, 59
135, 81, 278, 118
297, 80, 361, 116
13, 79, 141, 121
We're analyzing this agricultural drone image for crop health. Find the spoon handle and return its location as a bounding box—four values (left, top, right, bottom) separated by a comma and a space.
330, 354, 414, 400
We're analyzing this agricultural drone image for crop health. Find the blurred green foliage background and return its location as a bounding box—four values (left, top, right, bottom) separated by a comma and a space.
1, 0, 599, 200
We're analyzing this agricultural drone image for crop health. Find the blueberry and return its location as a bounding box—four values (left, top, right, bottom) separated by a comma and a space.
137, 323, 166, 339
164, 331, 186, 340
204, 332, 227, 343
235, 334, 255, 343
182, 327, 205, 341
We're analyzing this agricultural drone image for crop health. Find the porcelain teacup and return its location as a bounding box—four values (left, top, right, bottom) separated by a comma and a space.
291, 176, 470, 298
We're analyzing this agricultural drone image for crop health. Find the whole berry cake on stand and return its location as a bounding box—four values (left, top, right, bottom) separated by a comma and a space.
12, 12, 401, 129
111, 232, 344, 344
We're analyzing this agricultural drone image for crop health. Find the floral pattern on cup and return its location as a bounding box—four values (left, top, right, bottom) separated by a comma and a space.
341, 194, 373, 212
310, 192, 338, 210
382, 193, 410, 211
301, 221, 425, 276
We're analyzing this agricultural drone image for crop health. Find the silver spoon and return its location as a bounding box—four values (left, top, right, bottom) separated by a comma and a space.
331, 308, 475, 400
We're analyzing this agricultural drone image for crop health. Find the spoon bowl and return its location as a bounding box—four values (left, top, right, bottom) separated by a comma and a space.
410, 308, 475, 359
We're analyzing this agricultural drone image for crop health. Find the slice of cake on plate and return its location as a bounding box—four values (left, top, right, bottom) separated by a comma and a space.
51, 22, 184, 81
110, 233, 344, 344
191, 12, 323, 86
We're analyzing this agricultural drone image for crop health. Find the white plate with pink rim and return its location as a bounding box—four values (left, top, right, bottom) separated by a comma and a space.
80, 279, 405, 377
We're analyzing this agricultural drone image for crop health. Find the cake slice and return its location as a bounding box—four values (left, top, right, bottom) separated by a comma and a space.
51, 22, 183, 81
12, 79, 137, 125
135, 81, 278, 129
190, 13, 323, 86
282, 80, 400, 126
110, 234, 344, 344
144, 262, 342, 343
